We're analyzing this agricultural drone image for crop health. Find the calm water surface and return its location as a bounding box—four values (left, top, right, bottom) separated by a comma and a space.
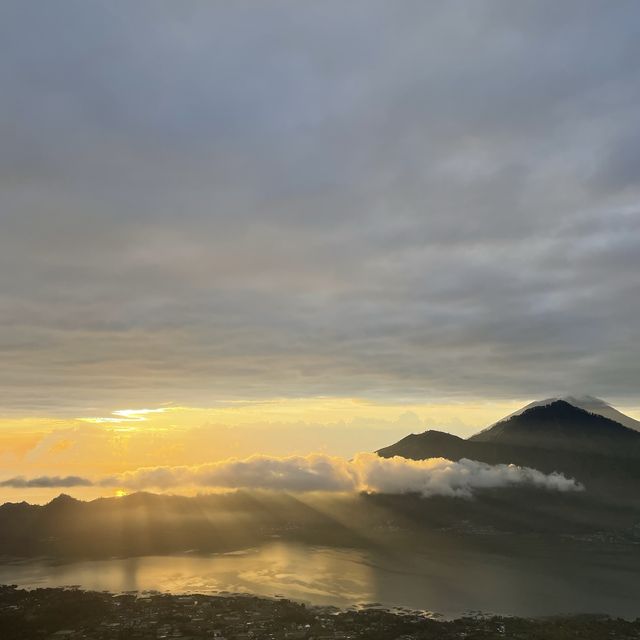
1, 541, 639, 618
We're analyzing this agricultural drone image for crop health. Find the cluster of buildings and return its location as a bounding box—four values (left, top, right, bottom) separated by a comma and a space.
1, 585, 638, 640
0, 586, 429, 640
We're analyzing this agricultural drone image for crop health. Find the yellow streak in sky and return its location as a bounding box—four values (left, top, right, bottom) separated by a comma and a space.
80, 408, 168, 424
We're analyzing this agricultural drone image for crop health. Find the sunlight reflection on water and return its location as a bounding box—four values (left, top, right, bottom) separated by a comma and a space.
2, 541, 640, 618
0, 544, 375, 607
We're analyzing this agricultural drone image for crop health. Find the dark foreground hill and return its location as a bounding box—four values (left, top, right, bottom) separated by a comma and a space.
4, 586, 640, 640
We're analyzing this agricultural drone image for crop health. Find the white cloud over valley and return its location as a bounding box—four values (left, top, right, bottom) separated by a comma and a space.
1, 453, 583, 498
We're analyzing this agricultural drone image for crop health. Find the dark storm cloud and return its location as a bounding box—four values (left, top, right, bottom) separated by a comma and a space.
1, 0, 640, 411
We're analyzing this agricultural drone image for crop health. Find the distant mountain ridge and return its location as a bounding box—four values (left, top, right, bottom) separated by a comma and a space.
3, 482, 640, 560
481, 395, 640, 433
469, 400, 640, 450
2, 396, 640, 558
377, 397, 640, 498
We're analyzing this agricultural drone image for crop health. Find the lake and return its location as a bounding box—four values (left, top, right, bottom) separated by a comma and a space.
1, 540, 639, 618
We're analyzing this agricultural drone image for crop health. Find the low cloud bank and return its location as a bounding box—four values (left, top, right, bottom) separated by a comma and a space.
102, 453, 356, 493
1, 453, 583, 497
357, 454, 581, 497
0, 475, 93, 488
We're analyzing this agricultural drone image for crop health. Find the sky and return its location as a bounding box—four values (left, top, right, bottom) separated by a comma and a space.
1, 1, 640, 500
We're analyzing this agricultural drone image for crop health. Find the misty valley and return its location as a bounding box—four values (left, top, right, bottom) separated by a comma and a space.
2, 401, 640, 621
3, 398, 640, 631
2, 488, 640, 618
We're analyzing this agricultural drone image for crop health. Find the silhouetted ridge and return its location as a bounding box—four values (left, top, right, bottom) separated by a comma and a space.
46, 493, 81, 508
482, 395, 640, 432
377, 430, 466, 460
378, 398, 640, 498
469, 400, 640, 451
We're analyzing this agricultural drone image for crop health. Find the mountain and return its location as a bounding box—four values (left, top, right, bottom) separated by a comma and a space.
3, 487, 640, 560
481, 395, 640, 432
469, 400, 640, 453
0, 491, 379, 559
377, 398, 640, 498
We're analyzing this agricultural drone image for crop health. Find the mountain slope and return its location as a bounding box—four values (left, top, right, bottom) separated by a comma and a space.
377, 398, 640, 498
563, 395, 640, 432
469, 400, 640, 453
481, 395, 640, 432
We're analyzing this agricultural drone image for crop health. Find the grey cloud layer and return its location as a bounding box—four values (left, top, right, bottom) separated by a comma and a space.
0, 475, 92, 488
0, 454, 583, 497
1, 1, 640, 411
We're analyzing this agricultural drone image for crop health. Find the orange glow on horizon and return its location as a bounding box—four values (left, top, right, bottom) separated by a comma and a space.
1, 396, 639, 504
